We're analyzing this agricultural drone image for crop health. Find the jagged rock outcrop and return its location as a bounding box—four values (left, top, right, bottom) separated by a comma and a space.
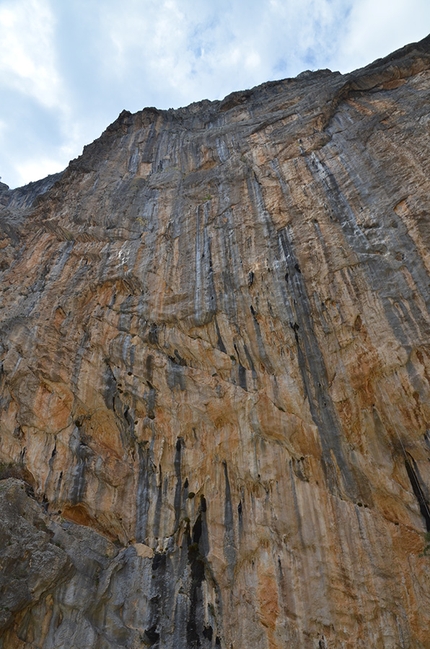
1, 36, 430, 649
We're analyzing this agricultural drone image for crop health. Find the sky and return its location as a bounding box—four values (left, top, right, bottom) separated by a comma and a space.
0, 0, 429, 189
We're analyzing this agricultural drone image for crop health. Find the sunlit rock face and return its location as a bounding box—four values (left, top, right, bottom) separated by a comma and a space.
1, 35, 430, 649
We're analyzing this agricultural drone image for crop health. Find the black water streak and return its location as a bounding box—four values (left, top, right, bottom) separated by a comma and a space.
174, 438, 183, 529
306, 152, 430, 348
135, 444, 151, 542
405, 453, 430, 531
223, 462, 237, 577
278, 228, 361, 499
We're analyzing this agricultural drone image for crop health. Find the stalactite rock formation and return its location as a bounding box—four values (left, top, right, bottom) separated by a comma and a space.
1, 36, 430, 649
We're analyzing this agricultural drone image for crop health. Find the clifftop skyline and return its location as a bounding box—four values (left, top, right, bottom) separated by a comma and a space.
0, 0, 429, 189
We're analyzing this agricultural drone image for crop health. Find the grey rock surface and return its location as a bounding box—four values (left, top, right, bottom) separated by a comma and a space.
1, 35, 430, 649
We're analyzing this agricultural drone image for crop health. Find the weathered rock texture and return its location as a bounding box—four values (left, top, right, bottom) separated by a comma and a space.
1, 36, 430, 649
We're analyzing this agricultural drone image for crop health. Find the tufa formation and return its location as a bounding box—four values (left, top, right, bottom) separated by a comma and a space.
1, 36, 430, 649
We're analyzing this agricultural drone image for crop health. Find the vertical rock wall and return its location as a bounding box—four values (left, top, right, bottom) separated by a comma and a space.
1, 36, 430, 649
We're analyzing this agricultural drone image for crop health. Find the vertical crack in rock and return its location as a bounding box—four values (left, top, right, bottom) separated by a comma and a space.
248, 162, 367, 500
153, 465, 163, 539
68, 425, 93, 506
146, 551, 168, 647
136, 444, 151, 543
404, 452, 430, 531
223, 461, 237, 579
306, 151, 430, 347
278, 227, 362, 500
194, 203, 217, 326
174, 437, 183, 529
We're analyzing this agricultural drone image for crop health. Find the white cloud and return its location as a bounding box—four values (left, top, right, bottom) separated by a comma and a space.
0, 0, 63, 109
15, 156, 65, 186
0, 0, 429, 187
330, 0, 430, 72
0, 0, 83, 187
98, 0, 349, 108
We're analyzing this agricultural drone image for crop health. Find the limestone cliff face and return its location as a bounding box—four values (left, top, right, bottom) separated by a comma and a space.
1, 36, 430, 649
